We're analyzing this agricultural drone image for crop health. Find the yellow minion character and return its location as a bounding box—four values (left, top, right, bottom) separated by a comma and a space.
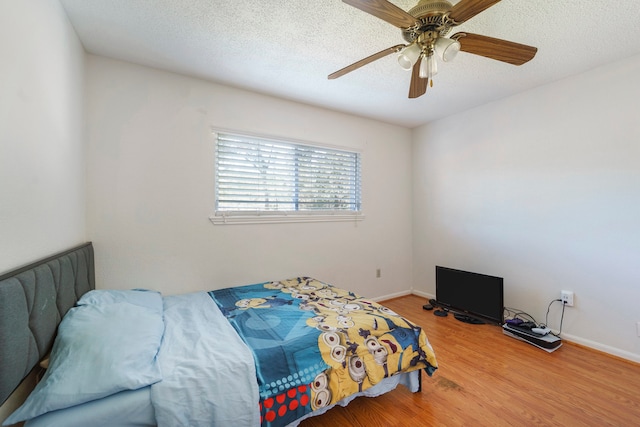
263, 281, 284, 290
314, 331, 372, 405
235, 298, 269, 309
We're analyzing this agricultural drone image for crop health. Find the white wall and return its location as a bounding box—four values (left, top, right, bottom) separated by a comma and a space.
412, 54, 640, 362
0, 0, 86, 421
0, 1, 86, 271
85, 56, 413, 299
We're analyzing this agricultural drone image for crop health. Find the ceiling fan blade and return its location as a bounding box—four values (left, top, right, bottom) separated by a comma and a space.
449, 0, 502, 24
408, 57, 427, 99
453, 32, 537, 65
328, 44, 405, 79
343, 0, 419, 29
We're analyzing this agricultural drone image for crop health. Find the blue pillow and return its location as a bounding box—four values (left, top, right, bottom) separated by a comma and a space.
77, 289, 163, 313
4, 290, 164, 425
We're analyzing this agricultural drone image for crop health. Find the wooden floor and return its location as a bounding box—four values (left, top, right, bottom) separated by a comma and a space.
300, 295, 640, 427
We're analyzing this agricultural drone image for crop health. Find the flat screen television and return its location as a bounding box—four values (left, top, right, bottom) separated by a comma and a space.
435, 266, 504, 325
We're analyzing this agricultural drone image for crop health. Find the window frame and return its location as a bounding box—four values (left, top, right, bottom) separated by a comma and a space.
210, 129, 364, 225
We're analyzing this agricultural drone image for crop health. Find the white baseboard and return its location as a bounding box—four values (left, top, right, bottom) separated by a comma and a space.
371, 289, 412, 302
560, 333, 640, 364
410, 289, 434, 300
375, 289, 433, 302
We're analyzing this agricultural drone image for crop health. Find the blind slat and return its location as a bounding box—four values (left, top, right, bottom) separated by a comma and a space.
216, 133, 361, 213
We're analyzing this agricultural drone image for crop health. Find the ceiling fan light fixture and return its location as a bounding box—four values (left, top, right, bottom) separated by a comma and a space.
330, 0, 539, 99
397, 43, 422, 70
419, 53, 438, 79
434, 37, 460, 62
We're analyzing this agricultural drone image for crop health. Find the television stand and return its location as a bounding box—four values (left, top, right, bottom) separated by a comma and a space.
433, 309, 448, 317
453, 313, 485, 324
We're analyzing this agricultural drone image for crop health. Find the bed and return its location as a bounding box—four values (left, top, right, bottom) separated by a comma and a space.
1, 243, 438, 427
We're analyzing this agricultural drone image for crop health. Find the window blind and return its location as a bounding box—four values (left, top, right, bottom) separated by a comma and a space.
215, 133, 361, 214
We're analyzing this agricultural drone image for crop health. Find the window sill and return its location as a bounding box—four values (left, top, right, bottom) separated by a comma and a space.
209, 212, 365, 225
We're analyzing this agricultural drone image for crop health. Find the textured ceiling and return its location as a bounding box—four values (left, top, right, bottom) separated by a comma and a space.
60, 0, 640, 128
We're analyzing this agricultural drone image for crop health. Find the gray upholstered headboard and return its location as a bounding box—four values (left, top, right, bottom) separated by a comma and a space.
0, 242, 95, 405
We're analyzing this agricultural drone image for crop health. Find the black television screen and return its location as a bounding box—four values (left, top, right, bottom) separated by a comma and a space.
435, 266, 504, 325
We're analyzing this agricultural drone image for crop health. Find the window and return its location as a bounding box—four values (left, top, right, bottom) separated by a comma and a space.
212, 132, 362, 224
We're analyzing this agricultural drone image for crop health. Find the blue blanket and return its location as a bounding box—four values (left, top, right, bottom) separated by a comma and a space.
209, 277, 438, 427
209, 281, 327, 401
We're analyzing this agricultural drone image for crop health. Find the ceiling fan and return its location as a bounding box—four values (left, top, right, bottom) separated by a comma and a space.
328, 0, 538, 98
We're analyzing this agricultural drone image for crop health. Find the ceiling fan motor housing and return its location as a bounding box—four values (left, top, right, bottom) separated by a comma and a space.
402, 0, 453, 43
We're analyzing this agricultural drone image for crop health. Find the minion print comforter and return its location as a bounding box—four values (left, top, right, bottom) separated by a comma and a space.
209, 277, 438, 427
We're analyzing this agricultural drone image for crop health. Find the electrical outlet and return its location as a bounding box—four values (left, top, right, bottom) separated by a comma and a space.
561, 290, 574, 307
636, 322, 640, 337
376, 268, 381, 278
